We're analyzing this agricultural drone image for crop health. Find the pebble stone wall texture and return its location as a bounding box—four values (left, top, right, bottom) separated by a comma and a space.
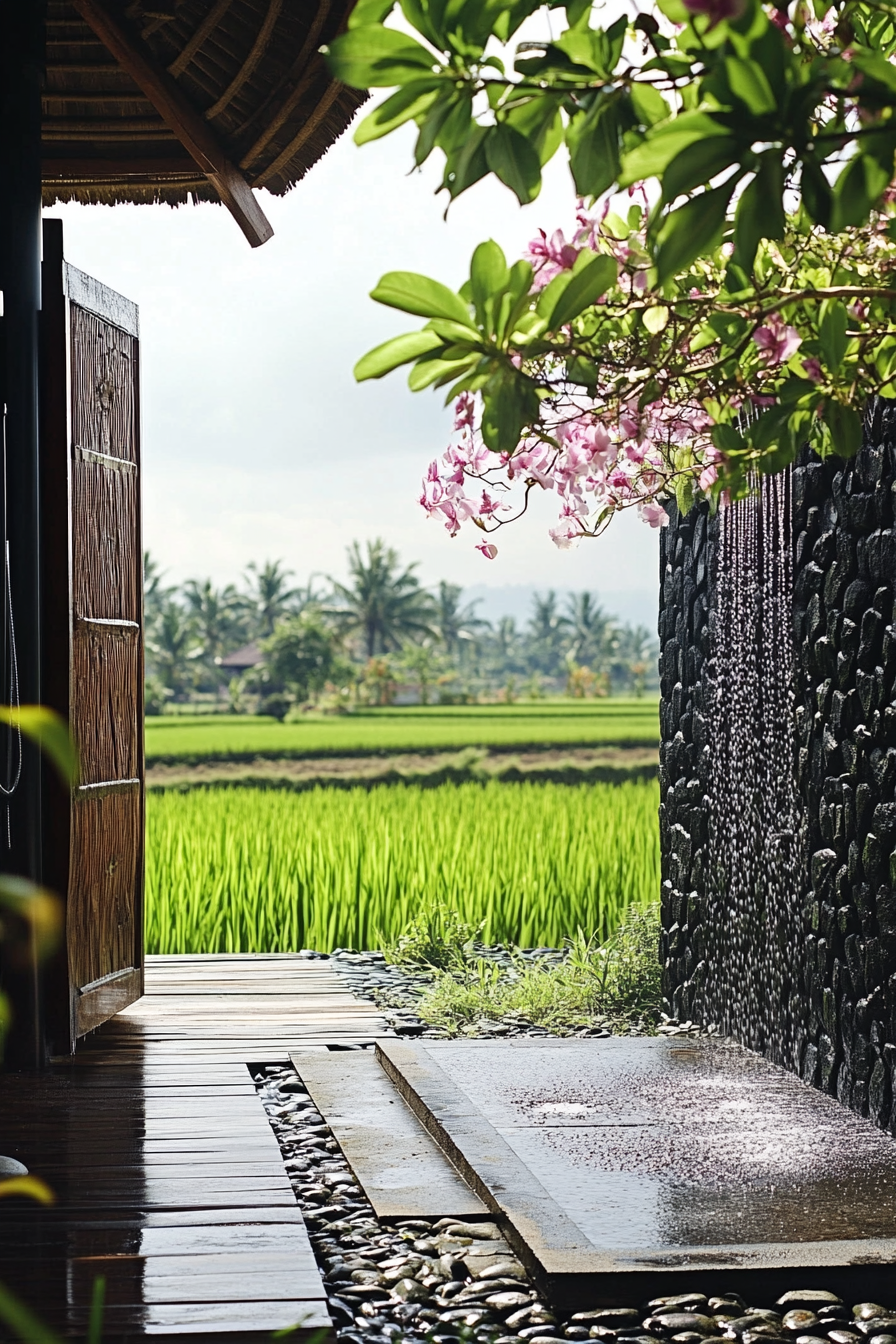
659, 398, 896, 1128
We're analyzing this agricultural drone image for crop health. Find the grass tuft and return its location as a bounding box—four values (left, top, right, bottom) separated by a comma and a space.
409, 906, 663, 1035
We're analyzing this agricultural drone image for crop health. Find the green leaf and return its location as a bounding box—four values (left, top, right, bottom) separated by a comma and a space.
354, 81, 441, 145
505, 97, 564, 166
724, 56, 777, 114
0, 705, 77, 784
801, 158, 832, 229
831, 150, 893, 230
823, 400, 863, 457
734, 154, 784, 271
0, 1281, 62, 1344
470, 240, 509, 332
443, 124, 489, 199
619, 111, 730, 186
566, 355, 598, 386
642, 304, 670, 334
630, 82, 669, 126
370, 272, 474, 326
567, 100, 622, 198
818, 299, 849, 374
661, 135, 740, 203
546, 253, 617, 328
849, 46, 896, 94
354, 331, 445, 381
324, 26, 436, 89
657, 0, 691, 22
712, 422, 745, 454
484, 124, 542, 204
480, 370, 540, 453
0, 875, 63, 957
655, 182, 734, 283
348, 0, 396, 28
408, 352, 478, 391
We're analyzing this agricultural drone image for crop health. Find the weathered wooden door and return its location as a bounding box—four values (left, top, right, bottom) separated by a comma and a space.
41, 219, 144, 1054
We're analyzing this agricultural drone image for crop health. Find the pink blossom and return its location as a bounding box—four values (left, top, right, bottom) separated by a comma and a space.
698, 463, 718, 492
475, 541, 498, 560
607, 465, 634, 495
802, 356, 824, 384
549, 518, 583, 550
525, 228, 579, 290
638, 499, 669, 528
679, 0, 747, 31
753, 313, 802, 366
848, 299, 866, 321
624, 439, 653, 466
454, 392, 475, 431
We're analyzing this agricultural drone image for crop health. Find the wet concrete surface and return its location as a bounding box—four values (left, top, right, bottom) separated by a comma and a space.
377, 1037, 896, 1302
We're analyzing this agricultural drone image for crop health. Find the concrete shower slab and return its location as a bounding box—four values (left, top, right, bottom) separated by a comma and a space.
377, 1037, 896, 1306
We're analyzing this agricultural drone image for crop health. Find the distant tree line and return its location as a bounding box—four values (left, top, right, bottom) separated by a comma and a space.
144, 539, 658, 716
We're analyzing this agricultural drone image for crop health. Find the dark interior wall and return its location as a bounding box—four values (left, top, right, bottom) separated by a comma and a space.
659, 400, 896, 1128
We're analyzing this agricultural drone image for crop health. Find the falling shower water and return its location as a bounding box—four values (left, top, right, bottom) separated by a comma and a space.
706, 467, 806, 1069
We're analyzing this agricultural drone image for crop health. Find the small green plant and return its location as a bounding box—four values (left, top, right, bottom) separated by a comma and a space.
380, 900, 483, 969
414, 905, 662, 1035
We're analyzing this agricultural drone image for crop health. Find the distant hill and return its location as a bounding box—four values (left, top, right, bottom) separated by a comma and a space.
462, 584, 658, 632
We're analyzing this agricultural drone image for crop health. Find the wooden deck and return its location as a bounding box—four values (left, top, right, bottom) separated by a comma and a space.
0, 954, 391, 1341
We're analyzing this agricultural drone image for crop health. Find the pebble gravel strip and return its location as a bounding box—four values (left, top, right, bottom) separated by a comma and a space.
254, 1063, 889, 1344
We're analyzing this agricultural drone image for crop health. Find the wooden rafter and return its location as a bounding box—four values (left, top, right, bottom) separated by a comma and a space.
71, 0, 274, 247
205, 0, 283, 121
168, 0, 233, 78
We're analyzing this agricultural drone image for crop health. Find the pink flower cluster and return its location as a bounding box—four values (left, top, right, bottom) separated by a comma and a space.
420, 390, 722, 556
753, 312, 801, 365
419, 202, 727, 558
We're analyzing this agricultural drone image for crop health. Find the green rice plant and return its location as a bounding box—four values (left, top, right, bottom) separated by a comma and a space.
145, 779, 660, 954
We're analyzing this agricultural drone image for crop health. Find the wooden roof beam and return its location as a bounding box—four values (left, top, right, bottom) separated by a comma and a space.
71, 0, 274, 247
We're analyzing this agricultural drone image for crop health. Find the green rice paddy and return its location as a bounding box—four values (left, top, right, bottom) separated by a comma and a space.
144, 700, 659, 763
145, 778, 660, 954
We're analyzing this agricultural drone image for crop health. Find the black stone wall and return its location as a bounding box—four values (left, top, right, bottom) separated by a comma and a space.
658, 501, 715, 1026
659, 400, 896, 1126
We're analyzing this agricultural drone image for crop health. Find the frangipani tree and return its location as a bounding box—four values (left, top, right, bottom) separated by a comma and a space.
326, 0, 896, 553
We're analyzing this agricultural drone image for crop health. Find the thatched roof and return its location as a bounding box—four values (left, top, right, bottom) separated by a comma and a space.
43, 0, 366, 245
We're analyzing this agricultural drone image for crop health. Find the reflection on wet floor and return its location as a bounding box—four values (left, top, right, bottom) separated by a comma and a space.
379, 1037, 896, 1295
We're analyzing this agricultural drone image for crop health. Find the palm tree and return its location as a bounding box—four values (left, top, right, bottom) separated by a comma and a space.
564, 591, 614, 671
146, 600, 200, 700
611, 623, 658, 696
328, 539, 435, 658
143, 550, 174, 632
182, 578, 247, 673
243, 560, 308, 638
527, 590, 569, 675
433, 581, 489, 660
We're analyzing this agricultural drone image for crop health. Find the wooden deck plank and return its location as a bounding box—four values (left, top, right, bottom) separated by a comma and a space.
4, 953, 391, 1339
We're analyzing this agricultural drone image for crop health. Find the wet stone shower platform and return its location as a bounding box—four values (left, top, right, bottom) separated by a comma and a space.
294, 1037, 896, 1308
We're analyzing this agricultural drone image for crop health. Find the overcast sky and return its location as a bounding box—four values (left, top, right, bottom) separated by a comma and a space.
46, 114, 661, 629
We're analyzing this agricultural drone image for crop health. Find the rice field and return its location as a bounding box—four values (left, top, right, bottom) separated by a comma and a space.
145, 779, 660, 954
144, 701, 659, 764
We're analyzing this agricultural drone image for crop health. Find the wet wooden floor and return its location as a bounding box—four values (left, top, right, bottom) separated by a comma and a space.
0, 954, 391, 1341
